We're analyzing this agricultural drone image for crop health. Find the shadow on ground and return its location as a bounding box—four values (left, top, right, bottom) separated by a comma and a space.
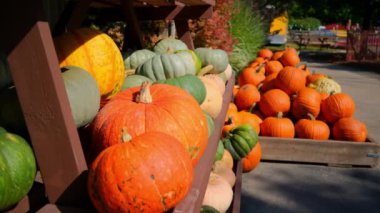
241, 162, 380, 213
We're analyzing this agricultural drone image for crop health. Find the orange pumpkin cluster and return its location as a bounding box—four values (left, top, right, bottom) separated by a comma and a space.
232, 47, 368, 143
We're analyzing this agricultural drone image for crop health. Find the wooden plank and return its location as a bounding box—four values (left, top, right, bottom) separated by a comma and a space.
66, 0, 94, 30
135, 4, 185, 20
176, 19, 195, 50
121, 0, 144, 49
173, 73, 235, 213
260, 136, 380, 167
7, 22, 88, 205
174, 5, 213, 20
37, 204, 94, 213
228, 160, 242, 213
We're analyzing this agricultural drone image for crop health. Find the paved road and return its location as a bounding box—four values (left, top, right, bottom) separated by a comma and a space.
241, 53, 380, 213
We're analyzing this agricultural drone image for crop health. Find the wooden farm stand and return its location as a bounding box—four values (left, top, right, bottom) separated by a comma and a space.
1, 0, 242, 212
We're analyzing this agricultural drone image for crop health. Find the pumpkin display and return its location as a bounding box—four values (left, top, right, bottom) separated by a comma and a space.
0, 127, 36, 211
257, 48, 273, 59
274, 66, 306, 95
223, 124, 258, 160
308, 77, 341, 94
237, 65, 266, 87
61, 66, 101, 128
279, 49, 300, 66
260, 112, 295, 138
0, 52, 13, 90
195, 48, 229, 74
200, 78, 223, 118
88, 131, 193, 212
295, 113, 330, 140
121, 74, 152, 91
124, 49, 156, 70
242, 142, 262, 173
234, 84, 260, 111
90, 82, 208, 166
153, 38, 188, 54
292, 87, 321, 120
202, 173, 233, 213
321, 93, 356, 123
204, 111, 215, 138
265, 60, 283, 75
136, 53, 196, 81
332, 118, 368, 142
157, 75, 206, 104
54, 28, 125, 100
259, 89, 291, 117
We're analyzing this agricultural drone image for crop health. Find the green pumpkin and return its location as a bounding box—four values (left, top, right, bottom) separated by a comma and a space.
121, 74, 152, 91
203, 111, 215, 137
222, 124, 258, 160
201, 205, 220, 213
0, 52, 13, 90
136, 53, 196, 81
0, 127, 36, 211
195, 48, 229, 74
62, 66, 101, 128
153, 38, 188, 54
214, 140, 224, 162
176, 50, 202, 74
156, 75, 206, 104
124, 49, 156, 70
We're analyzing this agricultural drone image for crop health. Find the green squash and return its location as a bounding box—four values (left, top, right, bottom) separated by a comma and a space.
156, 75, 206, 104
124, 49, 156, 70
62, 66, 101, 128
0, 127, 36, 211
201, 205, 220, 213
176, 50, 202, 74
0, 52, 13, 90
214, 140, 224, 162
195, 48, 229, 74
203, 111, 215, 137
136, 53, 196, 81
222, 124, 258, 160
153, 38, 188, 54
121, 74, 152, 91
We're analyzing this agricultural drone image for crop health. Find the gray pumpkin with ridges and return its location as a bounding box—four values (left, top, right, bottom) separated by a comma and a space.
153, 38, 188, 54
124, 49, 156, 70
195, 48, 229, 74
121, 74, 152, 91
62, 66, 101, 128
136, 53, 196, 81
0, 127, 36, 211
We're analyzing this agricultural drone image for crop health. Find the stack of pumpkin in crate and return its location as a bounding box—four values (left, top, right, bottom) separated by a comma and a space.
232, 47, 368, 142
0, 27, 260, 212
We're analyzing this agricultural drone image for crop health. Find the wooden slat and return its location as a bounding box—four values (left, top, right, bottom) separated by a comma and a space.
228, 160, 242, 213
66, 0, 94, 30
260, 136, 380, 167
7, 21, 88, 205
176, 19, 195, 50
135, 4, 185, 20
174, 5, 213, 20
121, 0, 144, 49
173, 74, 235, 213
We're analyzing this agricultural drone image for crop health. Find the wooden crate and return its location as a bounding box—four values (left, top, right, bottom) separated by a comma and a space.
260, 136, 380, 167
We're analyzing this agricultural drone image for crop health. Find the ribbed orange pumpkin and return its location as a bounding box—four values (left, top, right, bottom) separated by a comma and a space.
321, 93, 356, 123
238, 66, 265, 87
258, 48, 273, 60
234, 84, 261, 111
275, 66, 306, 95
332, 118, 368, 142
295, 113, 330, 140
259, 89, 291, 117
280, 49, 300, 66
260, 112, 295, 138
242, 142, 262, 173
54, 28, 125, 100
292, 87, 321, 120
265, 60, 283, 75
88, 132, 193, 212
90, 82, 208, 166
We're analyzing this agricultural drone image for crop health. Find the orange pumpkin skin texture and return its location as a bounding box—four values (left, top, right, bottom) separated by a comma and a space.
258, 48, 273, 60
295, 115, 330, 140
332, 118, 368, 142
275, 66, 306, 95
234, 84, 261, 111
259, 89, 291, 117
88, 132, 193, 212
260, 72, 279, 92
225, 103, 238, 123
321, 93, 356, 123
280, 49, 300, 66
237, 111, 261, 135
272, 51, 284, 61
238, 66, 265, 87
307, 73, 326, 85
297, 64, 311, 77
242, 142, 262, 173
320, 92, 329, 100
90, 83, 208, 166
265, 60, 283, 75
54, 28, 125, 100
260, 113, 295, 138
292, 88, 321, 120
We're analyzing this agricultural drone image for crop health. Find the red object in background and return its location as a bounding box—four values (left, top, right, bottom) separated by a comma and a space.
325, 23, 347, 30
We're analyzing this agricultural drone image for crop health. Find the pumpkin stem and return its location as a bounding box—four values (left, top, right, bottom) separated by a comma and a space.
121, 128, 132, 143
166, 47, 175, 54
136, 81, 153, 103
276, 112, 283, 118
307, 113, 316, 120
198, 65, 214, 76
248, 103, 257, 113
125, 69, 135, 77
255, 64, 265, 74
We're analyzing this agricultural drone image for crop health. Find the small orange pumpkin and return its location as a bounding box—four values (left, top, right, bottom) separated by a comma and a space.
321, 93, 356, 123
280, 49, 300, 67
274, 66, 306, 95
272, 51, 284, 61
297, 63, 311, 77
307, 73, 326, 85
257, 48, 273, 60
259, 89, 291, 117
265, 60, 283, 75
295, 113, 330, 140
332, 118, 367, 142
238, 65, 266, 87
260, 112, 295, 138
292, 87, 321, 120
242, 142, 262, 173
234, 84, 261, 111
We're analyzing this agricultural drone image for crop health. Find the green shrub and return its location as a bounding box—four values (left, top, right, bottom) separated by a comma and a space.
229, 0, 266, 73
289, 17, 321, 30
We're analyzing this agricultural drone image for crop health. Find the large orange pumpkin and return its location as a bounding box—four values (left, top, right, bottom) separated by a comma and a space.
321, 93, 356, 123
234, 84, 261, 111
292, 87, 321, 120
295, 114, 330, 140
242, 142, 262, 173
88, 132, 193, 212
260, 112, 295, 138
274, 66, 306, 95
259, 89, 291, 117
332, 118, 368, 142
90, 82, 208, 166
54, 28, 125, 100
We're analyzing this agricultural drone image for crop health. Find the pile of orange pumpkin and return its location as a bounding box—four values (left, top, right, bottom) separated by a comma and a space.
230, 47, 368, 143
